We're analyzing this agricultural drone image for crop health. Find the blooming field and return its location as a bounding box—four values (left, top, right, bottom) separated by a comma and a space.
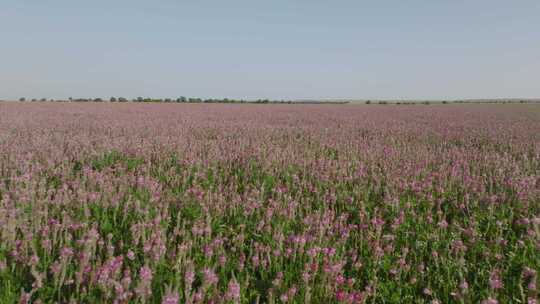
0, 103, 539, 303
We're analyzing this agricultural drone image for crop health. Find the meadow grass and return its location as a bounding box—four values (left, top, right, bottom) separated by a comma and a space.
0, 103, 538, 303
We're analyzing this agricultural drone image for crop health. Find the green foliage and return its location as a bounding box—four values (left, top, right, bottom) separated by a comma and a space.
91, 150, 144, 172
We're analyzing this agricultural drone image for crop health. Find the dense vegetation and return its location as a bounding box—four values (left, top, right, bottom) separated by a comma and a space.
0, 103, 538, 303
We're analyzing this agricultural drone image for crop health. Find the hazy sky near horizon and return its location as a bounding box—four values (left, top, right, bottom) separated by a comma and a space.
1, 1, 539, 100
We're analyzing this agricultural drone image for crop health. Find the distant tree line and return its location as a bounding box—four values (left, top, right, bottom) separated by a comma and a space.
11, 96, 349, 104
7, 97, 536, 105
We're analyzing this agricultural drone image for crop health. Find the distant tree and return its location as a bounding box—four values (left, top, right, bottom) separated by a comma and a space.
365, 100, 371, 104
136, 97, 144, 102
41, 98, 47, 102
19, 97, 26, 102
94, 98, 103, 102
110, 97, 117, 102
118, 97, 128, 102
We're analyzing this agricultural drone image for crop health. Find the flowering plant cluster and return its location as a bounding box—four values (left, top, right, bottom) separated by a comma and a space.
0, 103, 538, 303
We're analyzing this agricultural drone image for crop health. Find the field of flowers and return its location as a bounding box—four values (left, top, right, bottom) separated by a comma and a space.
0, 103, 538, 303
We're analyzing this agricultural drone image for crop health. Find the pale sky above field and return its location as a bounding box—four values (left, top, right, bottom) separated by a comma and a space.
1, 1, 539, 100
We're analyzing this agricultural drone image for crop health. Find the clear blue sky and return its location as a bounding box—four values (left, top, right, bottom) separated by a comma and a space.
1, 1, 539, 100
